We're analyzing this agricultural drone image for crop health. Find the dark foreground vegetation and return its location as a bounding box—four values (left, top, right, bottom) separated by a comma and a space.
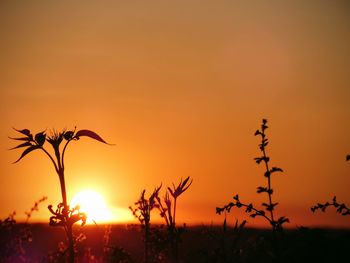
5, 119, 349, 262
1, 223, 350, 263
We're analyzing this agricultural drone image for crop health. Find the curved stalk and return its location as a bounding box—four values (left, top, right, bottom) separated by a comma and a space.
61, 139, 72, 171
39, 147, 59, 173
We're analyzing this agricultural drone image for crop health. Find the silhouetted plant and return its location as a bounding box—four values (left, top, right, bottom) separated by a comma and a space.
219, 215, 247, 263
217, 119, 289, 231
155, 176, 192, 262
10, 127, 110, 263
25, 196, 48, 223
0, 197, 47, 262
102, 225, 133, 263
311, 196, 350, 216
311, 155, 350, 218
129, 185, 161, 263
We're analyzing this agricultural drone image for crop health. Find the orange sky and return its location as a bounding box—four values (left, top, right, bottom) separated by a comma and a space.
0, 0, 350, 228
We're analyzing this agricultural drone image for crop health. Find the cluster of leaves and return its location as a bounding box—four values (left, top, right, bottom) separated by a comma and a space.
10, 127, 108, 166
311, 154, 350, 219
48, 203, 87, 228
129, 186, 162, 227
129, 186, 162, 263
155, 177, 192, 230
311, 196, 350, 216
217, 119, 289, 231
130, 177, 192, 262
10, 127, 110, 263
155, 177, 192, 261
25, 196, 47, 223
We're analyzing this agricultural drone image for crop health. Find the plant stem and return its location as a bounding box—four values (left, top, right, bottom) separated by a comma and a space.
262, 146, 275, 225
173, 197, 177, 228
58, 169, 74, 263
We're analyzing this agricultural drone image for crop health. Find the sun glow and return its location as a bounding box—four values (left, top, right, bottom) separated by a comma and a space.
70, 190, 112, 224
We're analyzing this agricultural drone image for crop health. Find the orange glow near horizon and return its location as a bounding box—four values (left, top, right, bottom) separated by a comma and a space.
0, 0, 350, 229
70, 190, 112, 224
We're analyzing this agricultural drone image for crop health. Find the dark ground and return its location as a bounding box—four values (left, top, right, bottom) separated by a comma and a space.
1, 223, 350, 262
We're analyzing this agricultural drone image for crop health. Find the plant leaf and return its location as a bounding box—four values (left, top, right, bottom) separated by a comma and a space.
270, 167, 283, 173
13, 128, 31, 136
75, 129, 111, 144
257, 186, 268, 193
13, 146, 40, 163
35, 131, 46, 146
9, 136, 31, 141
10, 141, 32, 150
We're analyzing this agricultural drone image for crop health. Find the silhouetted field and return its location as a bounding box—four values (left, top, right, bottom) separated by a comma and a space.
6, 121, 349, 262
1, 223, 349, 262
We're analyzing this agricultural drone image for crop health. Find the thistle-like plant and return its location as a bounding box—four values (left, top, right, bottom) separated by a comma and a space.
155, 176, 192, 262
156, 177, 192, 230
129, 185, 161, 263
216, 119, 289, 231
10, 127, 110, 263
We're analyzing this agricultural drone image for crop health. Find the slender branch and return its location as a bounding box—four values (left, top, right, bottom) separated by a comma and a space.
217, 199, 272, 224
261, 146, 274, 223
173, 197, 177, 228
39, 147, 59, 173
238, 202, 272, 223
61, 139, 72, 171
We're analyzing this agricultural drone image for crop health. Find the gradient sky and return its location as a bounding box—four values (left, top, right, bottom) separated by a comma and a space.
0, 0, 350, 228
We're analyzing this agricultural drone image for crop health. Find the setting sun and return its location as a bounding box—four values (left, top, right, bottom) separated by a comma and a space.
70, 190, 111, 224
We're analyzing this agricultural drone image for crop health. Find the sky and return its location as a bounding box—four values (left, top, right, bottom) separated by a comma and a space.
0, 0, 350, 228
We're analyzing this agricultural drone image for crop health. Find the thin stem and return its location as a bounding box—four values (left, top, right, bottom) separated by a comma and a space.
58, 170, 68, 210
173, 197, 177, 228
61, 139, 72, 171
157, 198, 170, 226
237, 202, 272, 224
39, 147, 59, 173
262, 146, 274, 223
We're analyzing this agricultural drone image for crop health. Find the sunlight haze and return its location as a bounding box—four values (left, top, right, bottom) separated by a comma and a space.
0, 0, 349, 228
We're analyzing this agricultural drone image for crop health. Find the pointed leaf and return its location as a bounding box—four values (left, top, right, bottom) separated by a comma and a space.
10, 141, 32, 150
64, 131, 75, 140
9, 136, 31, 141
35, 131, 46, 146
75, 129, 110, 144
13, 146, 40, 163
181, 177, 190, 188
257, 186, 268, 193
254, 157, 263, 164
14, 128, 31, 136
167, 187, 174, 197
278, 216, 290, 225
271, 167, 283, 173
181, 177, 193, 193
